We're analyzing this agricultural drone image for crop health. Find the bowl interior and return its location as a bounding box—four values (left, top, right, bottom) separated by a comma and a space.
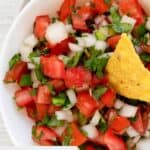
0, 0, 88, 146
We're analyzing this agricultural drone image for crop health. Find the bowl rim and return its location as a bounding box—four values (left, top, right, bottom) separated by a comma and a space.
0, 0, 36, 145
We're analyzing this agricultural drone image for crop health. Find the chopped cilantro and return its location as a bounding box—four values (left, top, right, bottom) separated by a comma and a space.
93, 86, 107, 100
19, 74, 32, 87
110, 6, 121, 23
99, 115, 108, 133
140, 53, 150, 62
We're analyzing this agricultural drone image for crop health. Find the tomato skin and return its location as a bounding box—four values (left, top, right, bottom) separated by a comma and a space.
26, 103, 37, 120
70, 123, 87, 146
141, 44, 150, 54
41, 55, 65, 79
58, 0, 76, 21
110, 116, 130, 134
104, 129, 127, 150
4, 61, 28, 83
72, 15, 89, 32
119, 0, 144, 26
36, 104, 49, 121
48, 105, 60, 115
15, 87, 34, 107
33, 126, 58, 141
85, 145, 95, 150
65, 66, 92, 88
50, 37, 75, 55
93, 0, 109, 14
37, 85, 51, 104
107, 35, 121, 49
50, 79, 66, 92
146, 63, 150, 71
34, 15, 51, 39
76, 91, 98, 117
78, 6, 97, 21
132, 107, 149, 135
101, 89, 116, 108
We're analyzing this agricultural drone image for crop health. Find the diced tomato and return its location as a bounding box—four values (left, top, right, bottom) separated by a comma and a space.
32, 138, 54, 146
141, 44, 150, 54
93, 0, 109, 14
90, 75, 108, 87
15, 88, 34, 107
33, 126, 58, 142
101, 89, 116, 108
4, 61, 28, 83
85, 145, 95, 150
110, 116, 130, 134
41, 55, 65, 79
58, 0, 76, 21
48, 105, 60, 115
50, 79, 66, 92
107, 35, 121, 49
119, 0, 144, 26
26, 103, 37, 120
70, 123, 87, 146
104, 129, 127, 150
105, 109, 117, 124
132, 107, 149, 135
34, 15, 51, 39
76, 91, 98, 117
146, 63, 150, 71
37, 85, 51, 104
36, 104, 49, 121
72, 15, 89, 32
65, 66, 92, 88
78, 6, 97, 21
50, 37, 75, 55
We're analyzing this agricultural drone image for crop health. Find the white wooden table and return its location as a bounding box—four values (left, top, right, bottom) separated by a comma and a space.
0, 0, 29, 145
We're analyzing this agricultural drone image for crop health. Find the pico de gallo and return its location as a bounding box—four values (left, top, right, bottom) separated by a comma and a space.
4, 0, 150, 149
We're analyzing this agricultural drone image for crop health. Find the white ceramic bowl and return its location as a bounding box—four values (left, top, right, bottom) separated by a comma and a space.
0, 0, 87, 146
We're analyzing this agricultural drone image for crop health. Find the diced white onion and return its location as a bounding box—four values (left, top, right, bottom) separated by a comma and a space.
66, 89, 77, 105
95, 41, 108, 51
121, 15, 136, 27
98, 52, 113, 59
24, 34, 38, 48
119, 104, 138, 117
65, 24, 75, 33
82, 124, 99, 139
76, 37, 86, 47
136, 139, 150, 150
46, 21, 68, 45
31, 70, 40, 88
19, 44, 33, 62
27, 63, 35, 70
55, 110, 74, 122
126, 126, 140, 138
82, 34, 96, 47
146, 17, 150, 31
53, 125, 67, 136
90, 110, 101, 126
114, 99, 124, 109
69, 43, 83, 52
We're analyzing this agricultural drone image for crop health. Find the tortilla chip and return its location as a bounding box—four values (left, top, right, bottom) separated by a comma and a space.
106, 33, 150, 102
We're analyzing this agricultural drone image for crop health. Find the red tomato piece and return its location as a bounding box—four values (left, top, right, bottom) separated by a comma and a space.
26, 103, 37, 120
107, 35, 121, 49
4, 61, 28, 83
58, 0, 76, 21
33, 138, 54, 146
78, 6, 97, 21
93, 0, 109, 14
65, 66, 92, 88
34, 15, 51, 39
15, 88, 34, 107
50, 79, 66, 92
104, 129, 127, 150
33, 126, 58, 141
110, 116, 130, 134
48, 105, 60, 115
41, 55, 65, 79
132, 107, 149, 135
85, 145, 95, 150
50, 37, 75, 55
101, 89, 116, 108
70, 123, 87, 146
72, 15, 89, 32
119, 0, 144, 26
90, 75, 108, 87
36, 104, 49, 121
76, 91, 98, 117
146, 63, 150, 71
37, 85, 51, 104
